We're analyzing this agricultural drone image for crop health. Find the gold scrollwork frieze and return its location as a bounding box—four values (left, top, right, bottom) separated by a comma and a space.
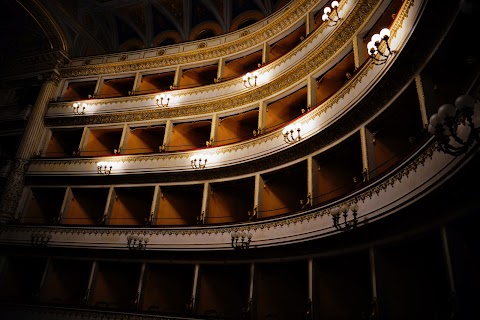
48, 0, 390, 127
9, 143, 438, 239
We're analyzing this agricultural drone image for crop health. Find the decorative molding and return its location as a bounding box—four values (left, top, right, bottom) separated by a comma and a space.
58, 0, 320, 78
7, 143, 439, 238
46, 0, 383, 127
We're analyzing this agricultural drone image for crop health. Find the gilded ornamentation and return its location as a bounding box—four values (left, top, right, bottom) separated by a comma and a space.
47, 0, 389, 127
58, 0, 325, 78
16, 143, 440, 238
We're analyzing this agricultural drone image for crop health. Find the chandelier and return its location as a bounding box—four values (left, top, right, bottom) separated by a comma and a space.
330, 202, 359, 231
72, 102, 86, 115
127, 235, 149, 250
321, 1, 341, 26
428, 94, 478, 156
366, 28, 394, 65
243, 71, 258, 88
231, 231, 252, 250
97, 162, 113, 175
191, 156, 207, 169
155, 93, 171, 107
283, 126, 301, 143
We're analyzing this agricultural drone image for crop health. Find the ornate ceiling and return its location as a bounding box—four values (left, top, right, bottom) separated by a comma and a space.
30, 0, 290, 57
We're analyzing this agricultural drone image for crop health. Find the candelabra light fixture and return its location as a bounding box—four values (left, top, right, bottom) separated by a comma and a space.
243, 71, 258, 88
97, 161, 113, 175
72, 102, 87, 115
321, 1, 341, 26
31, 232, 51, 247
155, 93, 171, 107
191, 155, 207, 169
331, 202, 359, 231
127, 235, 149, 250
428, 94, 479, 156
231, 231, 252, 250
367, 28, 394, 65
283, 126, 302, 143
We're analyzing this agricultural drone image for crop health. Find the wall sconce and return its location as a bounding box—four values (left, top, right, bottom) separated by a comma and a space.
31, 232, 51, 247
428, 94, 479, 156
300, 192, 312, 209
97, 161, 113, 175
127, 235, 149, 250
367, 28, 394, 65
191, 155, 207, 169
330, 202, 359, 231
231, 231, 252, 250
155, 93, 171, 107
205, 138, 214, 147
283, 126, 301, 143
321, 1, 341, 26
248, 206, 258, 220
72, 102, 86, 115
243, 71, 258, 88
197, 211, 206, 225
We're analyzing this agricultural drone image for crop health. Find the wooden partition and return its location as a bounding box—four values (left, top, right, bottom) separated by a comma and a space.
123, 126, 165, 154
313, 133, 363, 205
81, 127, 123, 157
375, 233, 450, 320
223, 50, 263, 81
141, 263, 195, 314
195, 264, 250, 318
179, 64, 218, 88
313, 251, 372, 319
62, 80, 96, 101
0, 256, 47, 303
207, 178, 255, 224
137, 72, 175, 95
315, 51, 355, 105
168, 121, 211, 152
365, 82, 424, 179
269, 24, 306, 62
216, 110, 259, 146
22, 187, 66, 224
155, 185, 204, 226
98, 77, 135, 98
63, 187, 110, 225
265, 87, 308, 133
259, 162, 308, 218
109, 187, 155, 225
255, 261, 308, 320
39, 259, 91, 305
45, 128, 84, 157
89, 261, 142, 310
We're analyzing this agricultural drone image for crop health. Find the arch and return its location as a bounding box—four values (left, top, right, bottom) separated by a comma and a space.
16, 0, 68, 53
118, 38, 145, 52
152, 30, 183, 47
230, 10, 265, 32
188, 21, 223, 41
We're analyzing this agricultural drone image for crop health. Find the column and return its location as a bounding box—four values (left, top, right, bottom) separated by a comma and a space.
0, 71, 60, 223
360, 127, 371, 182
261, 42, 270, 66
216, 58, 225, 82
415, 75, 429, 128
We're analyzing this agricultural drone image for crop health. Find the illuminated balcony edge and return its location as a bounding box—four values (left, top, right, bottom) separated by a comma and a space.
46, 0, 377, 117
59, 0, 354, 77
3, 140, 477, 250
